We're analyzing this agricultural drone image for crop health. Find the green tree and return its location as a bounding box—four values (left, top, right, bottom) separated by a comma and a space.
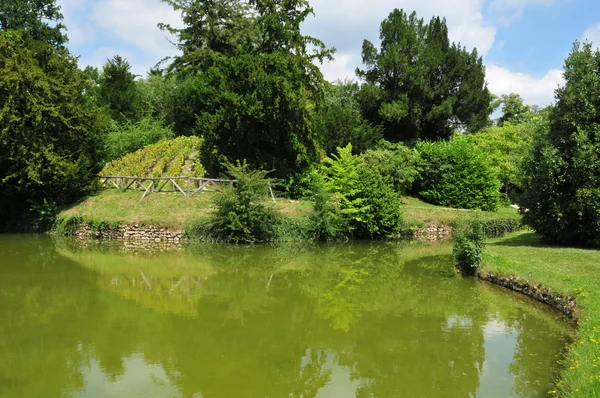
520, 42, 600, 247
313, 80, 382, 155
493, 93, 534, 126
0, 0, 67, 48
159, 0, 252, 74
98, 55, 141, 122
357, 9, 490, 142
162, 0, 334, 178
0, 31, 106, 227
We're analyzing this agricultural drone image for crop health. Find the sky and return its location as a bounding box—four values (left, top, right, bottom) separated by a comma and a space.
57, 0, 600, 108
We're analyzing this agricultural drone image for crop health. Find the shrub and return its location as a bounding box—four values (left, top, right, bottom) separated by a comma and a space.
452, 213, 486, 275
281, 166, 322, 200
414, 139, 501, 211
309, 173, 347, 242
53, 216, 84, 236
321, 144, 370, 231
519, 42, 600, 247
105, 115, 174, 162
353, 164, 403, 239
209, 160, 279, 243
320, 144, 404, 239
360, 141, 422, 194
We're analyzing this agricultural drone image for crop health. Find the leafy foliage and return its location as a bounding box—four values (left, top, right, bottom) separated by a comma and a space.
313, 80, 382, 155
98, 55, 141, 122
0, 0, 67, 48
492, 93, 535, 127
321, 144, 403, 239
458, 115, 546, 199
354, 164, 403, 239
357, 9, 490, 142
0, 31, 106, 226
105, 115, 175, 162
209, 160, 279, 243
453, 213, 486, 275
161, 0, 335, 178
519, 42, 600, 247
360, 142, 422, 195
322, 144, 370, 231
102, 136, 205, 178
414, 140, 501, 211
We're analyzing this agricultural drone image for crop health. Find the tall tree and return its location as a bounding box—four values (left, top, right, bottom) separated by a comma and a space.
357, 9, 491, 142
313, 80, 382, 156
493, 93, 534, 126
162, 0, 334, 178
0, 0, 67, 48
0, 31, 105, 228
159, 0, 252, 74
520, 41, 600, 247
98, 55, 141, 122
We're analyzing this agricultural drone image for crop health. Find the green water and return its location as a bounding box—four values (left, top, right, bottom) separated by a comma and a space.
0, 236, 573, 398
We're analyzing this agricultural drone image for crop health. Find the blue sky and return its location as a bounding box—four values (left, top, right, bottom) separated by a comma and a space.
57, 0, 600, 107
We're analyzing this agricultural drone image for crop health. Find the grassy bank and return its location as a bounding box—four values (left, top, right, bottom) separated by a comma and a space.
483, 231, 600, 397
58, 189, 518, 231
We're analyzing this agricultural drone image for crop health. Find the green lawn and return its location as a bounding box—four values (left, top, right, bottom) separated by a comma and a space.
484, 231, 600, 397
59, 189, 313, 229
401, 196, 520, 226
59, 189, 519, 230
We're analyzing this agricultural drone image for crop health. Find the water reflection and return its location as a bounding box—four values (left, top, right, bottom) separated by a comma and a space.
0, 236, 573, 398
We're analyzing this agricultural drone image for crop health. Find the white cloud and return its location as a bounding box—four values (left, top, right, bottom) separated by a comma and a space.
319, 53, 356, 83
486, 64, 564, 106
582, 23, 600, 49
488, 0, 557, 24
90, 0, 181, 58
308, 0, 496, 57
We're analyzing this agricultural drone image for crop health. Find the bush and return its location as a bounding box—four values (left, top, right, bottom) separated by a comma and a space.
105, 115, 174, 162
208, 160, 279, 243
353, 164, 403, 239
519, 42, 600, 247
453, 213, 486, 275
309, 173, 347, 242
360, 141, 421, 194
320, 144, 404, 240
414, 139, 501, 211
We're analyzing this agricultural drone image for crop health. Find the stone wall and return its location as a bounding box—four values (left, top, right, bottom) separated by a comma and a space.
477, 270, 578, 320
411, 224, 453, 241
74, 223, 187, 243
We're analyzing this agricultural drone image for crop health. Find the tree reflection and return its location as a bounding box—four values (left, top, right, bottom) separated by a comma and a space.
0, 237, 573, 398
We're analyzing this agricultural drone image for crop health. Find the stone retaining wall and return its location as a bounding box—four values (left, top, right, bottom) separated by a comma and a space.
411, 224, 453, 241
477, 270, 578, 320
74, 223, 187, 243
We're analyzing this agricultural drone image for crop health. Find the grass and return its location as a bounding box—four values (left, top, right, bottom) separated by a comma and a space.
59, 189, 518, 231
59, 189, 315, 230
401, 196, 520, 226
483, 231, 600, 397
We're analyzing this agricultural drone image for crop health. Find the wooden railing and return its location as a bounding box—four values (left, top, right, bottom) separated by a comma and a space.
99, 176, 236, 200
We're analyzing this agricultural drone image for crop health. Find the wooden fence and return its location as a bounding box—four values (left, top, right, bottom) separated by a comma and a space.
99, 176, 276, 202
99, 176, 236, 200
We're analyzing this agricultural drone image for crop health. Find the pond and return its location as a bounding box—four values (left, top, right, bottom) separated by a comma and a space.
0, 235, 573, 398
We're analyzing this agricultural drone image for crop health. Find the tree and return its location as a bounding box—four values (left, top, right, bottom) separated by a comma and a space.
312, 80, 382, 156
0, 0, 67, 48
162, 0, 335, 178
493, 93, 534, 126
520, 42, 600, 247
98, 55, 141, 122
357, 9, 491, 142
159, 0, 252, 74
0, 31, 106, 227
